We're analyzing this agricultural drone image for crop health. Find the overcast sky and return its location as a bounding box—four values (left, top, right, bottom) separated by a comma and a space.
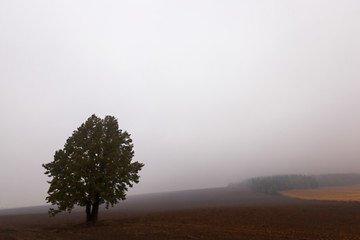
1, 0, 360, 209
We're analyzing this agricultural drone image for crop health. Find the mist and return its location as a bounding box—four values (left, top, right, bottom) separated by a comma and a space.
1, 0, 360, 209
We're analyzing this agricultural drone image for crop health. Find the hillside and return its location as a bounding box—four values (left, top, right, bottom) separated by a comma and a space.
0, 186, 282, 216
2, 186, 360, 240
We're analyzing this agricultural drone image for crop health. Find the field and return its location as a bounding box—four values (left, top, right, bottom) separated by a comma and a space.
2, 187, 360, 240
281, 184, 360, 201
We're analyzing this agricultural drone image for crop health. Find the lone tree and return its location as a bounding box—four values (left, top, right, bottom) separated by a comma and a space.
43, 114, 144, 222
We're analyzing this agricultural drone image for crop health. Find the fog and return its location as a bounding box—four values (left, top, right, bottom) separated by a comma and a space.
1, 0, 360, 209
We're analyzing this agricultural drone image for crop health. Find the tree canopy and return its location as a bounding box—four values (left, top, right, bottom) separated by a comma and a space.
43, 114, 144, 222
247, 175, 319, 195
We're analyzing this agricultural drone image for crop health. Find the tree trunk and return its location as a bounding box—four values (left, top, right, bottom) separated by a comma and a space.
91, 201, 99, 222
86, 201, 99, 222
86, 203, 91, 222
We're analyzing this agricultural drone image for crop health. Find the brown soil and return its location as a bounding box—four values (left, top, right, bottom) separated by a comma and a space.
1, 187, 360, 240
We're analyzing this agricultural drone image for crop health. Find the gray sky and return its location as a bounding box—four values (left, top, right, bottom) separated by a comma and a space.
1, 0, 360, 209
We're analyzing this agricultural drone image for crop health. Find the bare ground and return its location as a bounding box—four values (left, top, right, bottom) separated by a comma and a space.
2, 187, 360, 240
281, 184, 360, 201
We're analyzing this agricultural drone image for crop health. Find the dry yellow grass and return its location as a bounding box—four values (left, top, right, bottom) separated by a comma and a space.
281, 185, 360, 201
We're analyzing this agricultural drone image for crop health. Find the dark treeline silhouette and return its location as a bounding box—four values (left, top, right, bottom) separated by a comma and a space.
314, 173, 360, 187
242, 173, 360, 195
246, 175, 319, 195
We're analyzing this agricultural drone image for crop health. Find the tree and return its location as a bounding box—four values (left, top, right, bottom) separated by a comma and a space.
43, 114, 144, 222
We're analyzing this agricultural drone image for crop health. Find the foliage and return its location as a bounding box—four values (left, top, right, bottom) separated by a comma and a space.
242, 173, 360, 195
313, 173, 360, 187
248, 175, 319, 195
43, 114, 144, 221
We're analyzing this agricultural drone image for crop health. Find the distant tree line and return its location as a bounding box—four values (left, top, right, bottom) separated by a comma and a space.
243, 173, 360, 195
247, 175, 319, 195
314, 173, 360, 187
